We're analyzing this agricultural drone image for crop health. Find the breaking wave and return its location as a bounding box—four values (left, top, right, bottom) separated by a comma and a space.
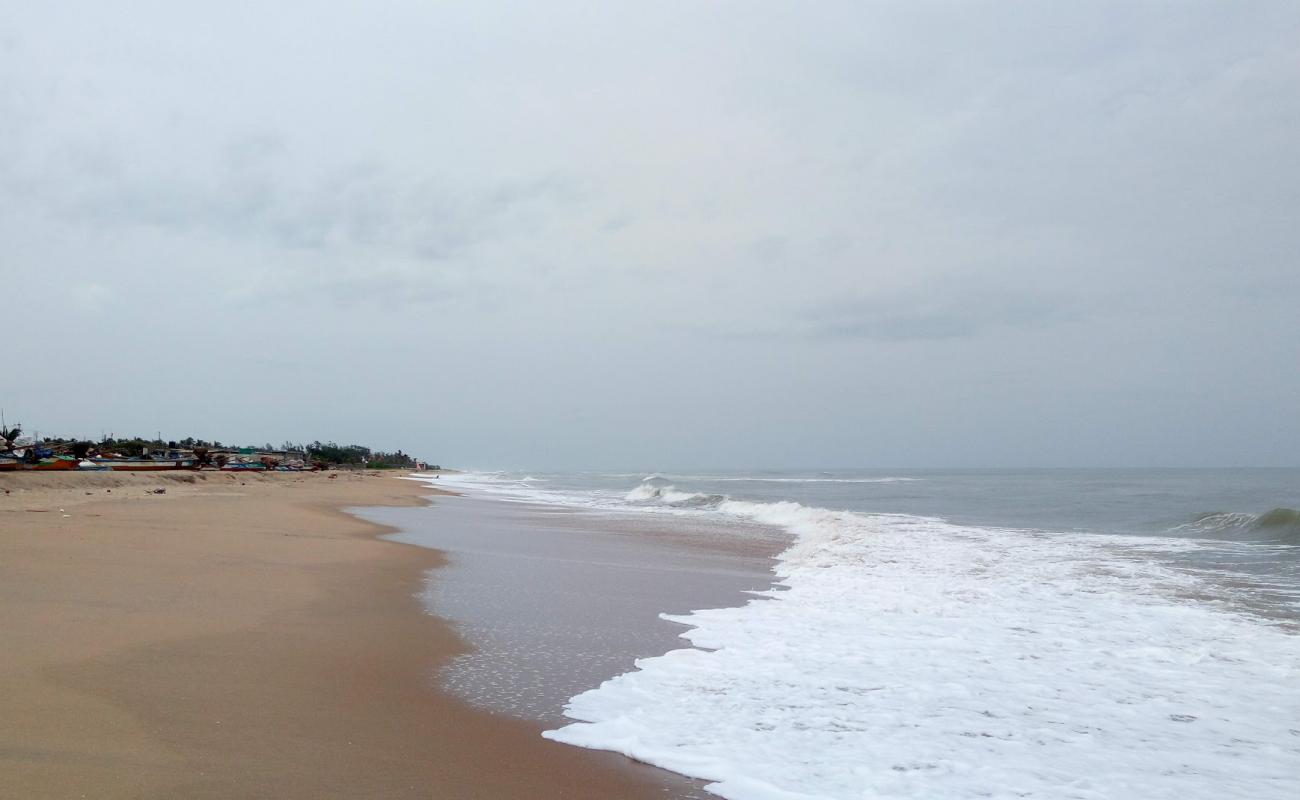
625, 482, 726, 508
624, 475, 916, 511
687, 476, 921, 484
431, 470, 1300, 799
545, 496, 1300, 800
1174, 507, 1300, 544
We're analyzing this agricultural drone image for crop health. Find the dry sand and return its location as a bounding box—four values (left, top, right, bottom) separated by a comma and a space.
0, 470, 681, 799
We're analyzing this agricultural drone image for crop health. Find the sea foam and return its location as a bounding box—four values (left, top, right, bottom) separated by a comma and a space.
542, 498, 1300, 800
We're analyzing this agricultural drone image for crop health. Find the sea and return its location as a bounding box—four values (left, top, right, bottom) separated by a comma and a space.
412, 468, 1300, 800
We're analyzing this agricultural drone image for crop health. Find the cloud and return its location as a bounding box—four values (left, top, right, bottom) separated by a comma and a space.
799, 288, 1083, 342
1, 1, 1297, 466
69, 282, 113, 313
10, 139, 578, 266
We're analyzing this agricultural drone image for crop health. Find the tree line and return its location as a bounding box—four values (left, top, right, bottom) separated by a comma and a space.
6, 430, 428, 469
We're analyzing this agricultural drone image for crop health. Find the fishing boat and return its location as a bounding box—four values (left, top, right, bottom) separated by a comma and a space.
21, 456, 79, 470
90, 457, 198, 471
0, 457, 19, 471
219, 461, 267, 472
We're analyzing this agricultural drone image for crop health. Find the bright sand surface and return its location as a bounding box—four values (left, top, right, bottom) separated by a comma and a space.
0, 470, 684, 799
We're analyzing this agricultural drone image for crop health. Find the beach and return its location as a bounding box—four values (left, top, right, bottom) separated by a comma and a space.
6, 466, 1296, 800
0, 470, 693, 799
361, 492, 783, 725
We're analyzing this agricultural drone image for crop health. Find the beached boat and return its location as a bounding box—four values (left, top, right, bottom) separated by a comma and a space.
0, 457, 19, 471
21, 456, 79, 470
90, 457, 198, 471
219, 462, 267, 472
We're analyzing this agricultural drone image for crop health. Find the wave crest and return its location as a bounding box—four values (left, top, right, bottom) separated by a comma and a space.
625, 482, 726, 508
1174, 507, 1300, 543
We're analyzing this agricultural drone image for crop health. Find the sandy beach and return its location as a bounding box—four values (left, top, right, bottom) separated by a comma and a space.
0, 470, 684, 799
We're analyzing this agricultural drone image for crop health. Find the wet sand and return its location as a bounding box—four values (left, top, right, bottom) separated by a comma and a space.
364, 492, 785, 726
0, 470, 694, 799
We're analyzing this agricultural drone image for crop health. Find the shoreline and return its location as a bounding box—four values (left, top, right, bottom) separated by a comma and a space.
0, 470, 689, 799
364, 489, 784, 726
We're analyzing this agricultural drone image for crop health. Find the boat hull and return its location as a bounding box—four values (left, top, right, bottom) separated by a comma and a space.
91, 459, 198, 471
21, 458, 78, 471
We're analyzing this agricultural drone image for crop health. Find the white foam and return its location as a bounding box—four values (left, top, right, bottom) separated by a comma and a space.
544, 501, 1300, 800
626, 483, 715, 505
693, 476, 922, 484
423, 471, 605, 508
416, 472, 1300, 798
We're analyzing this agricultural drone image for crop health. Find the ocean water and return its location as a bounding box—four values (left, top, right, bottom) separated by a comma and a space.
418, 469, 1300, 800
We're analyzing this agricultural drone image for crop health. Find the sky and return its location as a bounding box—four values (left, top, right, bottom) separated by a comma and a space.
2, 1, 1297, 469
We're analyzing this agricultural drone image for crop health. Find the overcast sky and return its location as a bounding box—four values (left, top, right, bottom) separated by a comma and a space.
2, 1, 1297, 468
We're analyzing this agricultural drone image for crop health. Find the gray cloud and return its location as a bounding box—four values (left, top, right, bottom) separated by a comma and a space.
2, 1, 1298, 468
802, 289, 1082, 342
11, 137, 576, 266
